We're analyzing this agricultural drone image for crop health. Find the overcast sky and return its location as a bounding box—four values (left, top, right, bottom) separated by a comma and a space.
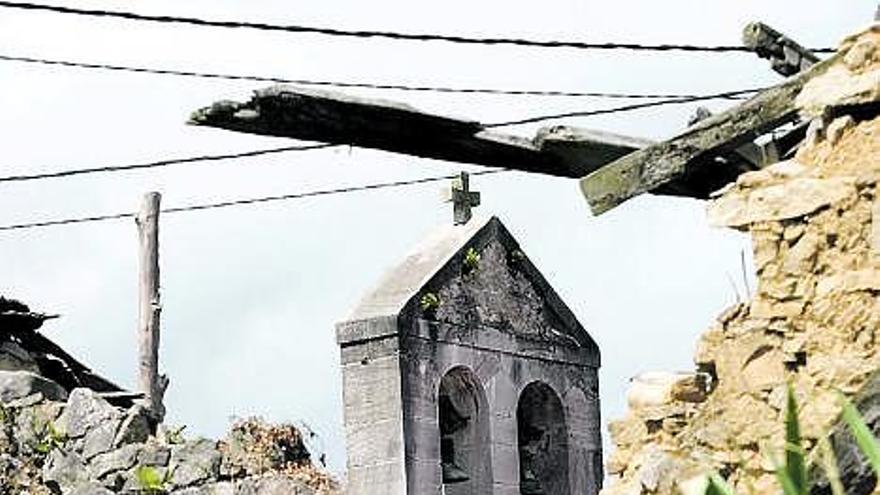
0, 0, 874, 475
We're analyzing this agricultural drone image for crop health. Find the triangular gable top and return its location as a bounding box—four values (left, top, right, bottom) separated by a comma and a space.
339, 216, 598, 357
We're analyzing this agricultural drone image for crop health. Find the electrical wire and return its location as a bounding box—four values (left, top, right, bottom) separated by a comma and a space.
0, 169, 509, 232
0, 144, 336, 184
486, 87, 763, 127
0, 1, 835, 53
0, 53, 757, 100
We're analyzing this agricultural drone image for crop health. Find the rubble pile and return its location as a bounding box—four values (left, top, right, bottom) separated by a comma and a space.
0, 298, 339, 494
0, 380, 339, 494
604, 25, 880, 494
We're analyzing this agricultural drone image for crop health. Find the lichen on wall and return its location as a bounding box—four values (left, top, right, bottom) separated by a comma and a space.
433, 239, 576, 346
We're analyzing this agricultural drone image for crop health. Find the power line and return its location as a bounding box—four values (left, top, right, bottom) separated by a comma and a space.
0, 144, 336, 184
0, 53, 757, 100
0, 1, 835, 54
0, 169, 509, 232
0, 212, 137, 231
486, 88, 763, 127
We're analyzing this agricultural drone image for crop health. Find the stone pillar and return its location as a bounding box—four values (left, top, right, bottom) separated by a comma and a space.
338, 317, 407, 495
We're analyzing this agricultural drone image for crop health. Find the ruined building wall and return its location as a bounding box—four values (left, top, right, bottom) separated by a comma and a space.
603, 26, 880, 495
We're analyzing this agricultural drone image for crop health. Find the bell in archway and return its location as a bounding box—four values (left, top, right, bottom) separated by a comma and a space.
439, 392, 471, 484
441, 460, 471, 484
440, 437, 470, 484
520, 473, 545, 495
440, 437, 471, 484
518, 425, 546, 495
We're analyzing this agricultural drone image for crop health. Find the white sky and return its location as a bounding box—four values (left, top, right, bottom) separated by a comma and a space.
0, 0, 874, 475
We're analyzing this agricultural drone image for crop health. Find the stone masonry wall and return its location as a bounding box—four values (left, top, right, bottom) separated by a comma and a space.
602, 25, 880, 495
0, 370, 339, 495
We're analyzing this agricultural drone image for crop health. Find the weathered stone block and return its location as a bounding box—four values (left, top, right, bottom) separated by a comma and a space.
137, 442, 171, 467
0, 340, 40, 373
113, 404, 151, 447
69, 481, 115, 495
57, 389, 122, 440
816, 268, 880, 295
783, 230, 821, 274
741, 348, 786, 392
236, 475, 311, 494
0, 370, 67, 404
170, 438, 222, 489
43, 448, 89, 492
797, 27, 880, 117
708, 177, 856, 228
81, 421, 120, 460
88, 444, 140, 479
626, 372, 707, 409
749, 297, 804, 319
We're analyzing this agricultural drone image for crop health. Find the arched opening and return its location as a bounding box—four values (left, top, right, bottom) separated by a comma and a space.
438, 366, 492, 494
517, 382, 570, 495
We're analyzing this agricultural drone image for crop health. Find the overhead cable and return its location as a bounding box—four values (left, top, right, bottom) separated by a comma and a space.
486, 88, 763, 127
0, 144, 336, 184
0, 169, 509, 232
0, 54, 756, 100
0, 1, 835, 53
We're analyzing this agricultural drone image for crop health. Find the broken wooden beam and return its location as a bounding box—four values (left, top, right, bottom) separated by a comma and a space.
743, 22, 820, 76
579, 49, 843, 216
188, 86, 651, 178
533, 126, 654, 173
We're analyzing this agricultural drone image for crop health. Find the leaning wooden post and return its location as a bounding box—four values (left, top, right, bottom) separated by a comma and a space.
136, 192, 168, 425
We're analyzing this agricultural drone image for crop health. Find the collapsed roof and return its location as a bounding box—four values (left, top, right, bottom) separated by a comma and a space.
0, 297, 137, 406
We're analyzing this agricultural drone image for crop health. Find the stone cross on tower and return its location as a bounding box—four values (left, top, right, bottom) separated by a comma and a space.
447, 171, 481, 225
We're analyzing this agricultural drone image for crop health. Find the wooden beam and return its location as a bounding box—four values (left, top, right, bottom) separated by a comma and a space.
136, 192, 167, 424
742, 22, 819, 76
534, 126, 654, 174
579, 50, 842, 216
188, 86, 650, 178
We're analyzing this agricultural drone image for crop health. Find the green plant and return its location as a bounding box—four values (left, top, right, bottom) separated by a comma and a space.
463, 247, 481, 273
705, 473, 735, 495
509, 249, 526, 263
419, 292, 441, 313
34, 421, 65, 454
774, 384, 807, 495
816, 435, 845, 495
135, 465, 173, 493
166, 424, 187, 445
704, 387, 880, 495
839, 392, 880, 474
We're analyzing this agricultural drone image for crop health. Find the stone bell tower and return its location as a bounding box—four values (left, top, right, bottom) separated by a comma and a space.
336, 216, 602, 494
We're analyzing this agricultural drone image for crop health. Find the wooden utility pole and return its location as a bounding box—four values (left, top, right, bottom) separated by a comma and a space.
136, 192, 167, 424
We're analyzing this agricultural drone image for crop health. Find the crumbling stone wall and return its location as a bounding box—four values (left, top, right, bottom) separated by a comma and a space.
0, 297, 339, 495
0, 374, 339, 494
603, 26, 880, 495
0, 294, 341, 495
